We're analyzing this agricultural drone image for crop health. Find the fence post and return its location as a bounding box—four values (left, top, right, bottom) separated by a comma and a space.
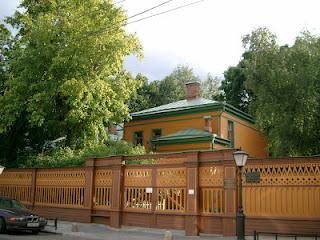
84, 158, 95, 223
185, 152, 200, 236
30, 168, 37, 209
150, 166, 157, 228
110, 156, 124, 228
222, 159, 237, 236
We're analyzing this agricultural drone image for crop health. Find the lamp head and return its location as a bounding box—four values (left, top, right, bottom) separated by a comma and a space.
233, 150, 248, 167
0, 165, 5, 175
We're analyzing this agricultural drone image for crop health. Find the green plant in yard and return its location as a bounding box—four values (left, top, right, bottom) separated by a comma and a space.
10, 141, 144, 168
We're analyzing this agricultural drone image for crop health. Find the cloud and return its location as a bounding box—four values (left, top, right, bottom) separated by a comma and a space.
125, 48, 185, 81
0, 0, 20, 20
125, 46, 214, 81
3, 0, 320, 82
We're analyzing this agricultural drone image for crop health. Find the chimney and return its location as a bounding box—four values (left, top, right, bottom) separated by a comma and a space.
186, 81, 201, 100
203, 116, 212, 132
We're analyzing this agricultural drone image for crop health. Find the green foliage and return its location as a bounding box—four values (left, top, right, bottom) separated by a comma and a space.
10, 141, 144, 168
242, 27, 277, 52
125, 158, 155, 165
220, 64, 251, 112
219, 28, 277, 113
158, 65, 200, 105
0, 0, 142, 164
0, 23, 11, 96
201, 73, 222, 101
243, 28, 320, 156
220, 27, 320, 156
127, 74, 159, 112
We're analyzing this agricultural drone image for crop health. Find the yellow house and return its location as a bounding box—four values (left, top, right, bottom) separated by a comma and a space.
124, 82, 267, 158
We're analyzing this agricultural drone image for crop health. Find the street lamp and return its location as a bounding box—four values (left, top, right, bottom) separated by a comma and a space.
0, 165, 5, 175
233, 150, 248, 240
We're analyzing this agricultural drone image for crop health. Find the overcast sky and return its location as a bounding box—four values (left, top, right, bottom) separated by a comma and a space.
1, 0, 320, 81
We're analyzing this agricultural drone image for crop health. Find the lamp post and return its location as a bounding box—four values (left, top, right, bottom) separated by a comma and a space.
0, 165, 5, 175
233, 150, 248, 240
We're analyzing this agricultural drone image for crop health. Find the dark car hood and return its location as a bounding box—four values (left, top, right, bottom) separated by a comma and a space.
1, 208, 35, 216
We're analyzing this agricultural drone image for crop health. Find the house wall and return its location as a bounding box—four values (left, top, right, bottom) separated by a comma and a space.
124, 110, 267, 158
220, 112, 267, 158
124, 111, 221, 151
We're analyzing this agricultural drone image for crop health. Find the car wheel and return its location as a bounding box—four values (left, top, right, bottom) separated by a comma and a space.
32, 230, 40, 234
0, 217, 6, 233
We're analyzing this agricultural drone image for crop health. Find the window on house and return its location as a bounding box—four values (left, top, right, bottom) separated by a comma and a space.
227, 121, 234, 147
152, 129, 162, 139
133, 131, 143, 146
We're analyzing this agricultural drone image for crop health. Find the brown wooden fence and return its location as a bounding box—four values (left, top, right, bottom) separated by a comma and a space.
243, 157, 320, 234
0, 150, 319, 236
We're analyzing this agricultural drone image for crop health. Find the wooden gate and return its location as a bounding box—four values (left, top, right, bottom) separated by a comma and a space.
122, 158, 188, 230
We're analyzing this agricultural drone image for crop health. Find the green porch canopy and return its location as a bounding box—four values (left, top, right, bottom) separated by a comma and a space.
151, 128, 230, 146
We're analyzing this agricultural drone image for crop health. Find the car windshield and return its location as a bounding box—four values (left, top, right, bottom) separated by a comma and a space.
0, 198, 27, 209
11, 199, 27, 209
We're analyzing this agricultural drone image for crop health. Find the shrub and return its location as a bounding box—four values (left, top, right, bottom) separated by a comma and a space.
13, 141, 144, 168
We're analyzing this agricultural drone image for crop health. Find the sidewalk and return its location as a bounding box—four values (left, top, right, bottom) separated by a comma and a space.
43, 220, 237, 240
44, 220, 311, 240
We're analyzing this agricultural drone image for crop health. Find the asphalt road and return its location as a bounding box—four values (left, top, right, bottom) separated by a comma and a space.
1, 232, 87, 240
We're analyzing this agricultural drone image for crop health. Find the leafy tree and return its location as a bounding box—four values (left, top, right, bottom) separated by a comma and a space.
127, 74, 160, 112
220, 64, 251, 112
243, 28, 320, 156
219, 28, 277, 113
201, 73, 221, 100
127, 74, 149, 113
158, 65, 200, 105
147, 80, 162, 107
0, 23, 11, 96
0, 0, 142, 164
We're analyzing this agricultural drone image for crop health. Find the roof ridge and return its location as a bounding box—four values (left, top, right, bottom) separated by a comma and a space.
132, 99, 188, 115
131, 97, 218, 116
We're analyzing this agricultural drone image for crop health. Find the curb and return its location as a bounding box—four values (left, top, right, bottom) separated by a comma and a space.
40, 230, 63, 235
41, 229, 62, 235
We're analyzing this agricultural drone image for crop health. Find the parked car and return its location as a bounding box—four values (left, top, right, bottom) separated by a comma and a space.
0, 196, 47, 234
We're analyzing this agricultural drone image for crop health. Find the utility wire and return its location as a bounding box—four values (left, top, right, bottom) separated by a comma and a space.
76, 0, 205, 41
128, 0, 175, 20
127, 0, 204, 25
75, 0, 174, 22
113, 0, 126, 4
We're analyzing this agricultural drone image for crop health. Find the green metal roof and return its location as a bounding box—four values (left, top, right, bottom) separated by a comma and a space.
151, 128, 231, 146
130, 98, 255, 124
156, 128, 212, 140
132, 98, 218, 117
